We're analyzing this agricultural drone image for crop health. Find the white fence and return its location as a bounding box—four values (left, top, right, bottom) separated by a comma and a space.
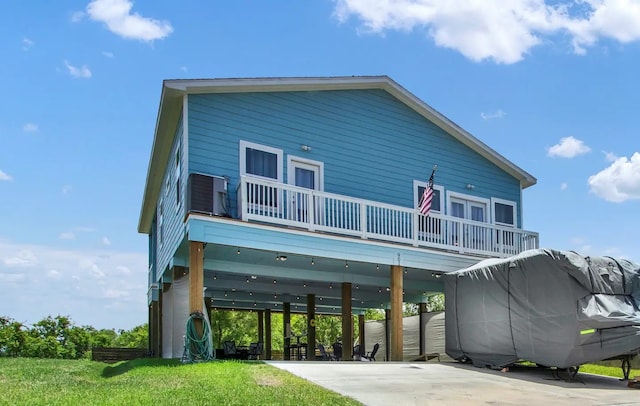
238, 176, 538, 257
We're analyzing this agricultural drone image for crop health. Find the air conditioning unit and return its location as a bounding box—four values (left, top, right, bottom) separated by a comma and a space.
187, 173, 228, 216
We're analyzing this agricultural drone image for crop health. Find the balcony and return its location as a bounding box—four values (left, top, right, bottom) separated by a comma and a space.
236, 176, 538, 258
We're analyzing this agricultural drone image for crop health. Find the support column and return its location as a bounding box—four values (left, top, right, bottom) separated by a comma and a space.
189, 241, 204, 335
307, 294, 316, 361
390, 265, 403, 361
148, 302, 156, 356
265, 309, 272, 360
341, 282, 353, 361
283, 302, 291, 360
158, 287, 163, 357
257, 310, 264, 345
358, 314, 365, 354
384, 308, 391, 362
419, 302, 428, 356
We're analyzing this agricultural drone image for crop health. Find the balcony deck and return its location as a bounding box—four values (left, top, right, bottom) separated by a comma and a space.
237, 176, 538, 258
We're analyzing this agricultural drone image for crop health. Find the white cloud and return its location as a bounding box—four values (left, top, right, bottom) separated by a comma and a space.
64, 60, 92, 79
59, 232, 76, 240
116, 265, 131, 274
547, 136, 591, 158
3, 249, 39, 267
180, 66, 188, 72
22, 37, 33, 51
588, 152, 640, 202
86, 0, 173, 42
333, 0, 640, 64
560, 182, 568, 190
0, 170, 12, 181
0, 239, 147, 329
102, 236, 111, 246
71, 11, 85, 22
62, 185, 72, 195
47, 269, 61, 279
603, 150, 618, 162
102, 51, 115, 58
480, 109, 506, 120
23, 123, 38, 133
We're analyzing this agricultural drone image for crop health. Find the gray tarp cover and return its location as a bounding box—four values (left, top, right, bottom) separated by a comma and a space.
444, 248, 640, 368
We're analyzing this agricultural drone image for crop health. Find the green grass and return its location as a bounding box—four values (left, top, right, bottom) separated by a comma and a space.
0, 358, 362, 406
581, 363, 640, 380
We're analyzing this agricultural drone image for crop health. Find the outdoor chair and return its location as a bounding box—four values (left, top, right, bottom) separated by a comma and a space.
318, 343, 335, 361
248, 342, 263, 360
362, 343, 379, 362
223, 340, 238, 359
332, 342, 343, 361
352, 344, 364, 361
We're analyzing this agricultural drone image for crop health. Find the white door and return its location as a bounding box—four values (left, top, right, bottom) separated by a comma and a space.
288, 158, 323, 224
450, 197, 488, 250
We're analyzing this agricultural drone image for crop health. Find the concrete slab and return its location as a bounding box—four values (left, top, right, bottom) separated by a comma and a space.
268, 361, 640, 405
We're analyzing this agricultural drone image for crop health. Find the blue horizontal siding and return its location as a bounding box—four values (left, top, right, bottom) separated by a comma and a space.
187, 217, 477, 273
188, 89, 521, 222
156, 115, 186, 280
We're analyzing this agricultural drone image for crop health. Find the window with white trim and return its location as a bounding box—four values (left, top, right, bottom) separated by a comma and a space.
413, 180, 444, 240
175, 143, 181, 209
240, 141, 283, 210
492, 198, 516, 227
158, 199, 164, 246
491, 197, 517, 250
240, 140, 283, 182
413, 181, 443, 214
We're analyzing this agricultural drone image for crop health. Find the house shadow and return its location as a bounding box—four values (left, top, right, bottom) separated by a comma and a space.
438, 361, 631, 391
101, 358, 181, 378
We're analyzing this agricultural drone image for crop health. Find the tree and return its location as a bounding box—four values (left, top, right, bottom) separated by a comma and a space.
0, 317, 27, 357
115, 324, 148, 348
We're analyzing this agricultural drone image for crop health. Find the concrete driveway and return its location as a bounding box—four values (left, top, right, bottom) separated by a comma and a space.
268, 361, 639, 405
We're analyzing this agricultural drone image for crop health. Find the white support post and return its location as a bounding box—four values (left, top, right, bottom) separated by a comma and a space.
412, 211, 419, 247
360, 202, 368, 239
240, 177, 247, 221
308, 191, 316, 231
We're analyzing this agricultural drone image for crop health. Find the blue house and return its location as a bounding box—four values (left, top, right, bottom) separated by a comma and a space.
138, 76, 538, 360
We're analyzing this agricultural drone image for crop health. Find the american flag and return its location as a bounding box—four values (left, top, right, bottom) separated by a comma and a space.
418, 167, 436, 216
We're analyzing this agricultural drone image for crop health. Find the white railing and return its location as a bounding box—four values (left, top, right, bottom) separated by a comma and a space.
237, 176, 539, 258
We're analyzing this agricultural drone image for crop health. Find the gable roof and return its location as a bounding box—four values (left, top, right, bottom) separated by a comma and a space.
138, 76, 536, 234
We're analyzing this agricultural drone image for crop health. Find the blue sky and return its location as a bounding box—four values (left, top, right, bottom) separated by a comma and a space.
1, 0, 639, 330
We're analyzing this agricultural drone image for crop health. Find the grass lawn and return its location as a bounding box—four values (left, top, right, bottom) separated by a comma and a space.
0, 358, 361, 406
581, 363, 640, 380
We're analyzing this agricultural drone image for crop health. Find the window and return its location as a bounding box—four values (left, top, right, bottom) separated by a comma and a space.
413, 180, 443, 213
240, 140, 283, 182
491, 198, 517, 251
413, 181, 444, 240
159, 199, 164, 246
492, 199, 516, 226
240, 141, 283, 210
175, 143, 181, 208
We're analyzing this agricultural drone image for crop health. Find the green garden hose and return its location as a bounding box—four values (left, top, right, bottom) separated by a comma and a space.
183, 311, 214, 363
